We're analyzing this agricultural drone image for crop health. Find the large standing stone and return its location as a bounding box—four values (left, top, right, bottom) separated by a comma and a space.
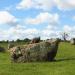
10, 39, 60, 63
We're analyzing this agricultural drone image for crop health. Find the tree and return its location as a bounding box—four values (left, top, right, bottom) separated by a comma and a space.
24, 38, 30, 42
61, 32, 68, 41
16, 39, 21, 42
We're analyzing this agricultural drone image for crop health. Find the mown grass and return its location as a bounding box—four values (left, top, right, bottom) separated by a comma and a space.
0, 42, 75, 75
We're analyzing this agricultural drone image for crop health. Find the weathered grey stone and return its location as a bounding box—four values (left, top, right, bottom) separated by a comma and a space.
30, 37, 40, 44
70, 38, 75, 45
10, 38, 60, 63
8, 43, 14, 50
0, 46, 5, 52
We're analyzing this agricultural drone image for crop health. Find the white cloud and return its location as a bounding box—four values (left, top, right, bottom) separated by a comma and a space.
0, 24, 40, 41
0, 11, 17, 25
25, 12, 59, 25
46, 25, 58, 30
16, 0, 75, 11
0, 23, 59, 41
63, 25, 72, 33
72, 16, 75, 20
0, 24, 75, 41
41, 25, 60, 40
16, 0, 33, 9
54, 0, 75, 10
34, 0, 55, 10
16, 0, 55, 10
63, 25, 75, 39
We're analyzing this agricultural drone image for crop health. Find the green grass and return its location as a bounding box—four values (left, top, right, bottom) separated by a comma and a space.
0, 42, 75, 75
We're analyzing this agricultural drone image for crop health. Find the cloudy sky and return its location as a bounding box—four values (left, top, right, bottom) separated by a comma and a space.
0, 0, 75, 41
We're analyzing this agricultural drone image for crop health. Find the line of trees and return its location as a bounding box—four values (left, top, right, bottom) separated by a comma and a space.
0, 38, 31, 43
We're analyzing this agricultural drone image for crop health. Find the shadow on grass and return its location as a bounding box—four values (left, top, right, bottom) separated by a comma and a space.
55, 57, 75, 62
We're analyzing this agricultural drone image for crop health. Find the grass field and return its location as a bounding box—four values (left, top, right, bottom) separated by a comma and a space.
0, 42, 75, 75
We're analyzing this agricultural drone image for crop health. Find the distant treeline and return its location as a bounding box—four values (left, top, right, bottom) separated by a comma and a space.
0, 38, 44, 43
0, 37, 71, 44
0, 38, 31, 43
